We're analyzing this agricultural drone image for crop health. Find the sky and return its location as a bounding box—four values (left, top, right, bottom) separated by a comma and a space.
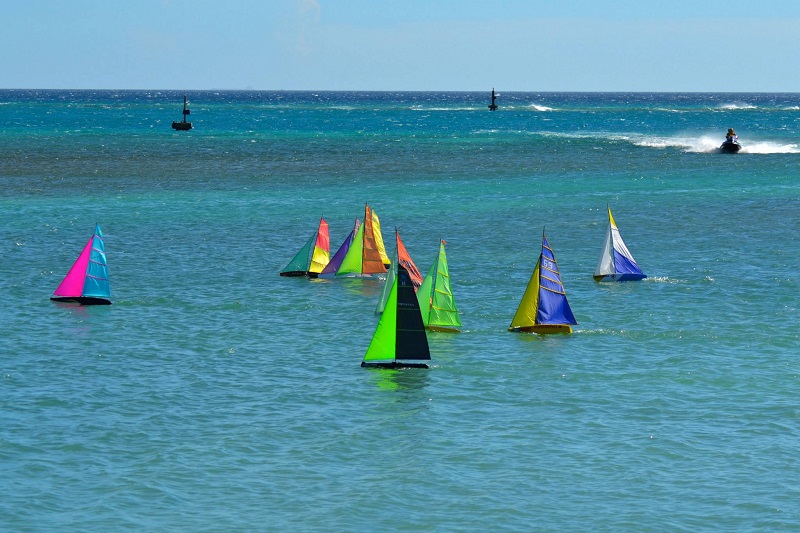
2, 0, 800, 92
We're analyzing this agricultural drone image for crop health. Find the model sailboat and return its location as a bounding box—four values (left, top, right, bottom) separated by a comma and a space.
417, 240, 461, 331
509, 230, 576, 334
593, 206, 646, 282
362, 263, 431, 369
280, 217, 330, 277
51, 224, 111, 305
318, 219, 360, 278
327, 204, 387, 278
376, 229, 423, 314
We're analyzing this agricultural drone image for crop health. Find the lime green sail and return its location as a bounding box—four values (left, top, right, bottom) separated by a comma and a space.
417, 240, 461, 331
365, 271, 398, 362
335, 221, 365, 276
375, 246, 397, 314
336, 204, 386, 277
363, 264, 430, 369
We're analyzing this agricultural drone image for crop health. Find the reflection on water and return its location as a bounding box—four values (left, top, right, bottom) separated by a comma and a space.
366, 366, 430, 392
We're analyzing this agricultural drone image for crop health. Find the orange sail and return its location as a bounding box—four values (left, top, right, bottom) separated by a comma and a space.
396, 230, 423, 289
362, 205, 387, 275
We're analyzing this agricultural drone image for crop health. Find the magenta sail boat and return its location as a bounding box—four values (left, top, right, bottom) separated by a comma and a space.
51, 224, 111, 305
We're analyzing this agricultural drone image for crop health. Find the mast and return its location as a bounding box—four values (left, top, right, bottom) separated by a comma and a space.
182, 95, 190, 123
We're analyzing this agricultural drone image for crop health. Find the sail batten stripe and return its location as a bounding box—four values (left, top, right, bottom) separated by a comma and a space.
540, 273, 563, 284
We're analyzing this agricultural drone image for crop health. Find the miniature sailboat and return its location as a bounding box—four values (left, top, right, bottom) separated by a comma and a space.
509, 230, 576, 334
376, 229, 423, 314
417, 240, 461, 332
318, 218, 360, 278
362, 263, 431, 369
280, 217, 330, 277
329, 204, 387, 278
593, 206, 646, 282
51, 224, 111, 305
172, 95, 192, 131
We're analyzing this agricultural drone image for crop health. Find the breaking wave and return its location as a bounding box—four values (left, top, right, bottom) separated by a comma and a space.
717, 103, 758, 111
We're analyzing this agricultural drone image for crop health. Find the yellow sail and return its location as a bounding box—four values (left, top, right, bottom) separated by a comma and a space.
371, 209, 391, 266
509, 260, 541, 331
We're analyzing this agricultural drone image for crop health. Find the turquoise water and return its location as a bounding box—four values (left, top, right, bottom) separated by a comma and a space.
1, 90, 799, 530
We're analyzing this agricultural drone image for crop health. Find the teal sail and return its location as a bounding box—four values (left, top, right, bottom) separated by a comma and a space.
280, 232, 316, 277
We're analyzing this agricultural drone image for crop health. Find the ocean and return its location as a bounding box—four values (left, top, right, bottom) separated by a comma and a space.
1, 90, 799, 531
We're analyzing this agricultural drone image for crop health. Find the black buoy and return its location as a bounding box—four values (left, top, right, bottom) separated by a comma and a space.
488, 88, 498, 111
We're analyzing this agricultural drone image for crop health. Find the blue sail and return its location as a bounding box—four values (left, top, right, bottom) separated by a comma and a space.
536, 235, 577, 325
613, 249, 645, 278
594, 207, 646, 282
82, 226, 110, 298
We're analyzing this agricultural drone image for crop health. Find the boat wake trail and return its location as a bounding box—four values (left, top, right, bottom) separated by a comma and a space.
735, 141, 800, 154
632, 135, 800, 154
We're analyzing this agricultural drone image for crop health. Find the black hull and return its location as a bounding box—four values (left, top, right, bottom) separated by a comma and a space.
361, 361, 429, 369
279, 271, 307, 277
51, 296, 111, 306
720, 141, 741, 153
172, 121, 192, 131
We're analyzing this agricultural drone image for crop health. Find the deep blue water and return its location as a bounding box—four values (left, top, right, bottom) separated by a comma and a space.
1, 90, 799, 530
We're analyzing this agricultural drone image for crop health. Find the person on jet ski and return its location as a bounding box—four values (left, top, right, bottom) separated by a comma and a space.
725, 128, 738, 143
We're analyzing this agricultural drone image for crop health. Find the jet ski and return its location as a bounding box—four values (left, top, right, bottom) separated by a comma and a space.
720, 139, 741, 153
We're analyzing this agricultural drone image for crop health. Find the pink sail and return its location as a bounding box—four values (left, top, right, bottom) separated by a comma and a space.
53, 235, 93, 297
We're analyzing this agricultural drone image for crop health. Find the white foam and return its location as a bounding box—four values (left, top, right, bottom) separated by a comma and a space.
632, 134, 800, 154
739, 141, 800, 154
718, 103, 757, 110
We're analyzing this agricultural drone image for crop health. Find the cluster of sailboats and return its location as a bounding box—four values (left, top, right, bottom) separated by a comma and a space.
49, 205, 646, 370
274, 203, 646, 369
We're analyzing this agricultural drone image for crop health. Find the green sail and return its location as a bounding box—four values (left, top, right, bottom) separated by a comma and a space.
336, 222, 365, 276
375, 248, 398, 314
364, 264, 430, 366
417, 262, 435, 325
280, 232, 315, 275
364, 267, 398, 362
417, 241, 461, 330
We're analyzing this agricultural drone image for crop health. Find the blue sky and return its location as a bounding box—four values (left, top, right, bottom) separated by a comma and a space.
2, 0, 800, 91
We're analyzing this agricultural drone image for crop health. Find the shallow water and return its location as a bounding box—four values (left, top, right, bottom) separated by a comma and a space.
1, 90, 799, 530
